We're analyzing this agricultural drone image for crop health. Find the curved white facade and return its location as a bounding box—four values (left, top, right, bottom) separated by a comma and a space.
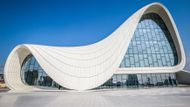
4, 3, 186, 91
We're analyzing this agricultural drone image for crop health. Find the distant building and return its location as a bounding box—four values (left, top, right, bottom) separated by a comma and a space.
0, 65, 4, 83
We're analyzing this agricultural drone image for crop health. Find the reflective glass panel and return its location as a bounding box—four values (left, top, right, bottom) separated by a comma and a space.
21, 54, 60, 88
120, 13, 178, 68
99, 73, 178, 89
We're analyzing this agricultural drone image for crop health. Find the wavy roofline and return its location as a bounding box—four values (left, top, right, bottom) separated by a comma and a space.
4, 2, 186, 91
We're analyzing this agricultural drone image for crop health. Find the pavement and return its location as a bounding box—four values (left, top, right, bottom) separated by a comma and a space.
0, 87, 190, 107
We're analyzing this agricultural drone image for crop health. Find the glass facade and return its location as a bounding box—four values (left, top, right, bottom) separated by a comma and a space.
120, 13, 178, 68
20, 13, 179, 90
21, 54, 178, 90
98, 73, 177, 89
21, 54, 59, 88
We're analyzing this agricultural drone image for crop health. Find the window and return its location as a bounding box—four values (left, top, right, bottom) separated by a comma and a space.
99, 73, 177, 89
21, 54, 60, 88
120, 13, 178, 68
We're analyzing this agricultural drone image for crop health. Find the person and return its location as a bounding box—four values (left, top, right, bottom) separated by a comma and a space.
168, 76, 173, 86
58, 85, 61, 90
147, 77, 151, 87
172, 79, 177, 86
164, 79, 169, 86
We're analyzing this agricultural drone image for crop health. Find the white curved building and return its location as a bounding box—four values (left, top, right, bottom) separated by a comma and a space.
4, 2, 187, 91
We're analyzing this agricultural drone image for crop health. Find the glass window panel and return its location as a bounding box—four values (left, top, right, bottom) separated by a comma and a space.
156, 74, 162, 86
119, 13, 178, 68
142, 74, 147, 86
137, 74, 142, 84
21, 54, 58, 88
161, 74, 167, 82
151, 74, 157, 85
112, 75, 117, 84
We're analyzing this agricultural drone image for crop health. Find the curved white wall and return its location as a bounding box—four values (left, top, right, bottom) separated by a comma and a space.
4, 2, 186, 91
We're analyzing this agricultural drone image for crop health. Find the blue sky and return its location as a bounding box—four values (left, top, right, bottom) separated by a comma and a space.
0, 0, 190, 70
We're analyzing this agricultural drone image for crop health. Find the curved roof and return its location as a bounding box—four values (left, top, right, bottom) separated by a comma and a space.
4, 2, 186, 91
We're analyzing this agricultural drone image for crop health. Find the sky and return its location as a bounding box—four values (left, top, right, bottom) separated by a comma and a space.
0, 0, 190, 70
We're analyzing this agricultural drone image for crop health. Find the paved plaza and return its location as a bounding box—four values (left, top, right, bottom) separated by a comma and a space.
0, 87, 190, 107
